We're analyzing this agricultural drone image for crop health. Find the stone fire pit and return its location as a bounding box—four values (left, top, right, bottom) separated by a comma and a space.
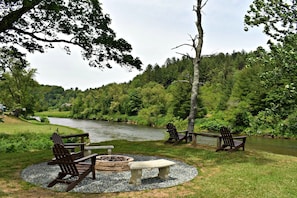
95, 155, 134, 171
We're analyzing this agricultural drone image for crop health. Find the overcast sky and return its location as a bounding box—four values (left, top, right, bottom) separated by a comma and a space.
27, 0, 268, 91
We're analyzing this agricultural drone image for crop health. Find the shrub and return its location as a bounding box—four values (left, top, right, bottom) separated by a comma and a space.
249, 110, 281, 136
39, 116, 49, 123
197, 118, 229, 132
279, 112, 297, 137
230, 111, 252, 133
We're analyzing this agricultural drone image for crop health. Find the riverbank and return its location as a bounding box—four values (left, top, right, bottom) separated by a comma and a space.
1, 116, 297, 197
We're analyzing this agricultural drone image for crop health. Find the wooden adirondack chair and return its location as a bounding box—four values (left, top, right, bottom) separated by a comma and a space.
165, 123, 189, 144
47, 144, 98, 192
217, 127, 247, 152
48, 132, 88, 164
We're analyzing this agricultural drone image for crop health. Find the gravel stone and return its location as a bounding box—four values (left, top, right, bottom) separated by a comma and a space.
21, 154, 198, 193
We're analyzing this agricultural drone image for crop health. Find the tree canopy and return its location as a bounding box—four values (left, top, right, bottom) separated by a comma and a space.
0, 0, 142, 69
0, 46, 38, 116
244, 0, 297, 42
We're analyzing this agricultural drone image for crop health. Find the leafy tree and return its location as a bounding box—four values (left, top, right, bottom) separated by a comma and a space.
0, 0, 142, 69
167, 81, 191, 119
125, 89, 142, 116
244, 0, 297, 136
137, 82, 167, 125
245, 0, 297, 42
140, 82, 167, 111
0, 46, 38, 116
253, 36, 297, 119
71, 93, 86, 119
228, 58, 265, 115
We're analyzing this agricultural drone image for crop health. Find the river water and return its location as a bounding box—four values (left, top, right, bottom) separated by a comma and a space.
48, 117, 165, 142
48, 117, 297, 157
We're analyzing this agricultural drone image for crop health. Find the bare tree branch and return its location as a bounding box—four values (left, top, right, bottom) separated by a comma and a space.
175, 51, 192, 59
171, 43, 193, 50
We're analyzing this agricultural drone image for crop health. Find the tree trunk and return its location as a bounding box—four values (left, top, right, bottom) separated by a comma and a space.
188, 0, 204, 145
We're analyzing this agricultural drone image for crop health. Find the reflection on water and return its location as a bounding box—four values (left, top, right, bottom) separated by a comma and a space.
48, 117, 297, 157
48, 117, 165, 143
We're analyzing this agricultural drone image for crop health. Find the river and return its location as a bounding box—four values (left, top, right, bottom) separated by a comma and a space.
48, 117, 297, 157
48, 117, 165, 142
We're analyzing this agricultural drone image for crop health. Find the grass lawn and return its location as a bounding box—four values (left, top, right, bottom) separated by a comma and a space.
0, 116, 297, 198
34, 111, 71, 118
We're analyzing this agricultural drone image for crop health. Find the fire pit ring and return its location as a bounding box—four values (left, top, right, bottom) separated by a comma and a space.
95, 155, 134, 172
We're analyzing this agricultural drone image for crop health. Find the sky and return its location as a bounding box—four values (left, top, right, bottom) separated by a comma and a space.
27, 0, 268, 91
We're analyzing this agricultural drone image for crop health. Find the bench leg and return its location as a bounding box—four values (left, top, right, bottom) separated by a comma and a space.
158, 167, 170, 180
129, 169, 142, 185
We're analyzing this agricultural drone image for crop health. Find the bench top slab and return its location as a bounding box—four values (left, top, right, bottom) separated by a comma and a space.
128, 159, 176, 170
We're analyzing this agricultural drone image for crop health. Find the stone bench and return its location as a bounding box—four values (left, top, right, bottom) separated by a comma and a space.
128, 159, 176, 185
84, 145, 114, 155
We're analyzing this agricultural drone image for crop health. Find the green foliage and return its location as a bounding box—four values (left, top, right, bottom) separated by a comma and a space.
33, 49, 296, 137
39, 116, 49, 123
280, 112, 297, 137
242, 0, 297, 136
0, 0, 142, 69
0, 132, 52, 153
34, 85, 74, 112
196, 112, 230, 132
167, 81, 191, 119
245, 0, 297, 42
230, 111, 252, 133
241, 35, 297, 137
249, 111, 279, 136
35, 110, 71, 118
228, 61, 266, 115
0, 47, 38, 117
11, 43, 297, 138
125, 89, 142, 116
1, 0, 297, 138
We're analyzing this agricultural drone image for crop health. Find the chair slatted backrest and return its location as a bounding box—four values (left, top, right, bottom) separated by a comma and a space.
52, 144, 79, 176
51, 132, 64, 145
220, 127, 235, 147
166, 123, 179, 141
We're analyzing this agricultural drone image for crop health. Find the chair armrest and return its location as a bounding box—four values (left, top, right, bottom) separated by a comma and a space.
74, 154, 98, 163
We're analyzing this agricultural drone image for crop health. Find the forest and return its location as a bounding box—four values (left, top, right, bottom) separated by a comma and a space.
2, 42, 297, 138
1, 0, 297, 138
